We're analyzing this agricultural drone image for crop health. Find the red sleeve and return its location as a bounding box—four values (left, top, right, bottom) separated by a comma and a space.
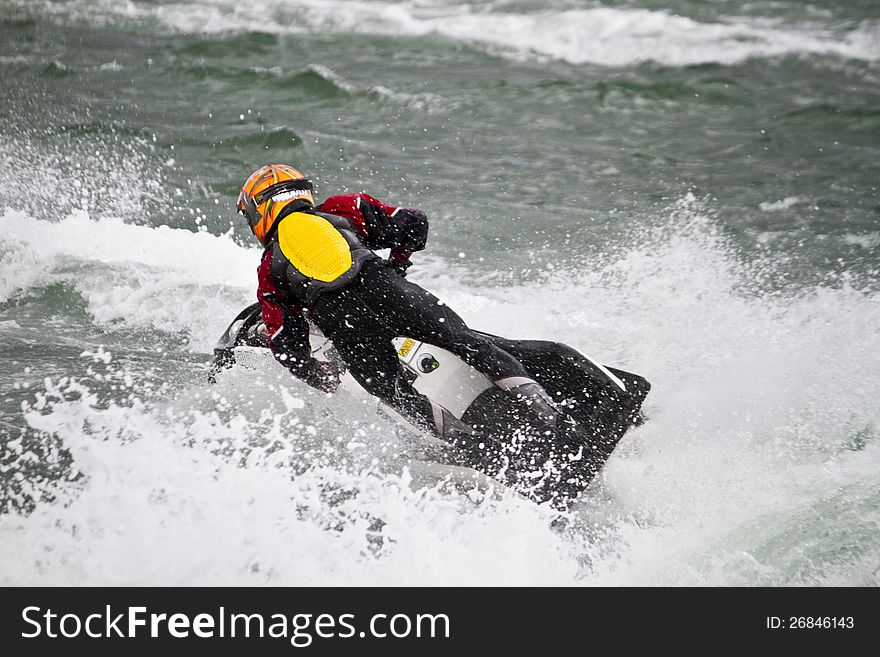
257, 250, 293, 343
318, 193, 400, 241
257, 250, 311, 366
257, 251, 338, 393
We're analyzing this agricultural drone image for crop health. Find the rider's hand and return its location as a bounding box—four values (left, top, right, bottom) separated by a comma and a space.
387, 257, 413, 277
312, 360, 345, 393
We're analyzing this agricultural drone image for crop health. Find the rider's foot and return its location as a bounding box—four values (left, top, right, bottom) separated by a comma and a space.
433, 405, 478, 442
501, 381, 562, 432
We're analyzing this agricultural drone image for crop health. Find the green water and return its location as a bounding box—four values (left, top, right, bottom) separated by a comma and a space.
1, 0, 878, 585
3, 0, 878, 281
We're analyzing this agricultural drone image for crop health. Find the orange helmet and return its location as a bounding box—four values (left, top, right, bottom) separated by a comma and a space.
237, 164, 315, 245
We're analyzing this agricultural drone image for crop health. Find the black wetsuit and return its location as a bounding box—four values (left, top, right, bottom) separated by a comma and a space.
257, 194, 536, 435
311, 259, 532, 432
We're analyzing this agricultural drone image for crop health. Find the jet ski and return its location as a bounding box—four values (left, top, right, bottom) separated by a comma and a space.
211, 303, 650, 510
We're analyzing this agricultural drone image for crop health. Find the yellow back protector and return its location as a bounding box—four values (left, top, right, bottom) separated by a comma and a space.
276, 212, 353, 282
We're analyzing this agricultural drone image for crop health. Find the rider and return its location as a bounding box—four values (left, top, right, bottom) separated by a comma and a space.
237, 163, 562, 440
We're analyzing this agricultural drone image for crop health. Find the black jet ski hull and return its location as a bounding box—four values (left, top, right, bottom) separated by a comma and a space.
447, 333, 649, 508
211, 303, 650, 509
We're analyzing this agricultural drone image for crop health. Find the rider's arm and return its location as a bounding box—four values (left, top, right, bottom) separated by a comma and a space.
318, 193, 428, 273
258, 253, 340, 392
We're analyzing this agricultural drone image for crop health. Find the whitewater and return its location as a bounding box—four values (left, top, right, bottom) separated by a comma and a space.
1, 0, 879, 586
2, 198, 878, 585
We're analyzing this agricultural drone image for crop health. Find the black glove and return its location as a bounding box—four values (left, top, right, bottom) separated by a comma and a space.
387, 258, 413, 277
360, 202, 429, 253
395, 208, 428, 252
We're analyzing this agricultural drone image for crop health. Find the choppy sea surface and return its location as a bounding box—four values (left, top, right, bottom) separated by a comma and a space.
1, 0, 879, 585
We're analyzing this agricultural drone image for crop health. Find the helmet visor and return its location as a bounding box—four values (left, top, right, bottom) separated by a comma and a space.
253, 179, 314, 206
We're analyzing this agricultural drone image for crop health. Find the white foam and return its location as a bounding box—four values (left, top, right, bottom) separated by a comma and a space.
2, 368, 570, 585
2, 196, 878, 585
842, 232, 880, 249
444, 8, 880, 66
760, 196, 802, 211
305, 63, 442, 109
0, 209, 259, 351
31, 0, 880, 66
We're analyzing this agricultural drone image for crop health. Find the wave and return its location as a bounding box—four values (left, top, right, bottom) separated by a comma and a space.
0, 209, 257, 351
18, 0, 880, 67
178, 60, 442, 108
218, 126, 304, 151
1, 198, 879, 584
